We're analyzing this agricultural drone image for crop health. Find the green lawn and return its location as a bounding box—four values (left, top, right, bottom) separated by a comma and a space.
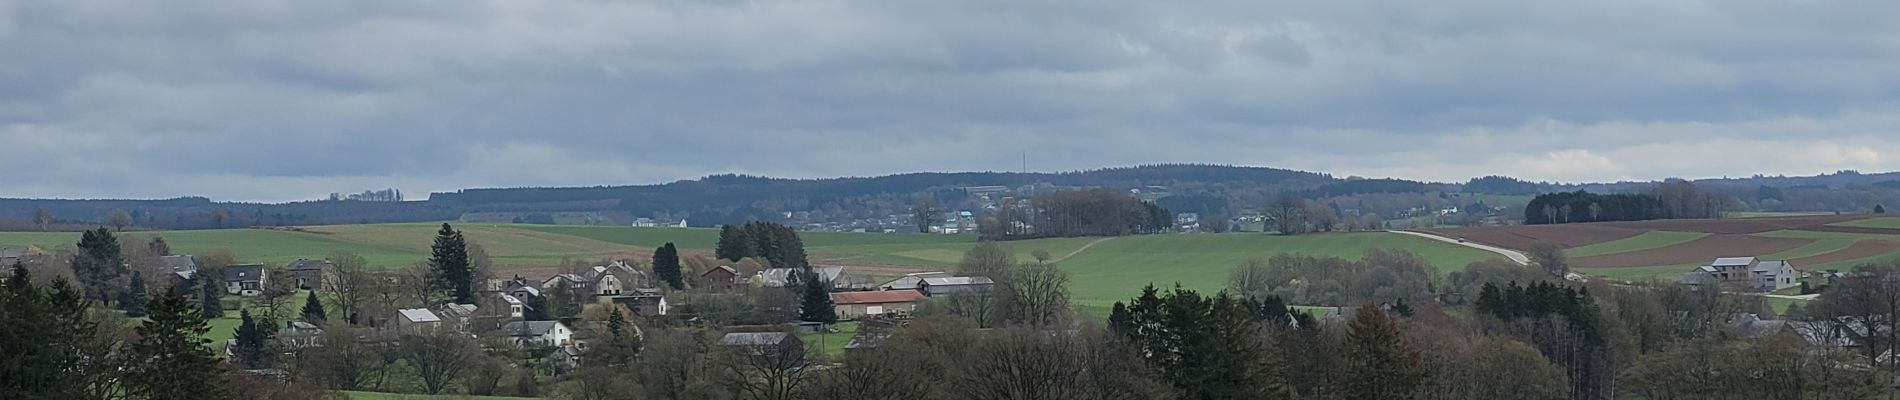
1055, 232, 1500, 307
342, 391, 535, 399
1567, 231, 1708, 257
796, 321, 860, 362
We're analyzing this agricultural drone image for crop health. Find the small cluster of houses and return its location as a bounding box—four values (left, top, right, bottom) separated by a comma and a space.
1677, 256, 1800, 292
157, 255, 332, 297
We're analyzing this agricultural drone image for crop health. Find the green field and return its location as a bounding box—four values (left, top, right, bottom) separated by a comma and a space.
5, 225, 1499, 309
1567, 231, 1708, 258
1580, 264, 1696, 283
1053, 232, 1499, 306
1827, 217, 1900, 229
1724, 211, 1836, 219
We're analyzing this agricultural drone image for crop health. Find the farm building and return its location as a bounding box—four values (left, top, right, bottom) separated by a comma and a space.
1678, 257, 1798, 292
223, 264, 267, 296
881, 271, 950, 291
918, 276, 995, 297
831, 290, 924, 319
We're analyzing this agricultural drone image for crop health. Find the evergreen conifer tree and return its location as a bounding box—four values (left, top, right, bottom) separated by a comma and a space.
653, 242, 684, 290
1341, 306, 1426, 399
125, 286, 225, 399
715, 224, 749, 261
301, 290, 327, 324
121, 270, 148, 317
429, 223, 473, 304
72, 227, 126, 303
231, 309, 273, 369
197, 268, 224, 318
798, 269, 836, 324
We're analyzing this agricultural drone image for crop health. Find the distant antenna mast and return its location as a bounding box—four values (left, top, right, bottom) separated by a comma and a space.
1022, 149, 1027, 174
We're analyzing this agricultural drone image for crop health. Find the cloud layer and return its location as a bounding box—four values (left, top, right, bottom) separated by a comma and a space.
3, 0, 1898, 201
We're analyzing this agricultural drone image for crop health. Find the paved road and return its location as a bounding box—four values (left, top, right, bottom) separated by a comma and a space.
1391, 230, 1531, 266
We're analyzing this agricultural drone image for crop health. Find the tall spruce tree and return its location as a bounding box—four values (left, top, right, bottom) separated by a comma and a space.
429, 223, 473, 304
715, 224, 748, 261
72, 227, 126, 303
799, 269, 837, 324
1117, 285, 1289, 399
120, 270, 149, 317
301, 290, 327, 324
197, 268, 224, 318
231, 309, 274, 369
125, 286, 224, 399
653, 242, 684, 290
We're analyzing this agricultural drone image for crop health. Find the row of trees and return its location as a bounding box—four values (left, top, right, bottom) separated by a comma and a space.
979, 189, 1172, 240
714, 222, 809, 270
1526, 182, 1726, 225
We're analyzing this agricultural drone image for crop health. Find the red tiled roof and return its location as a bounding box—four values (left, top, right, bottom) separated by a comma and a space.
831, 290, 924, 305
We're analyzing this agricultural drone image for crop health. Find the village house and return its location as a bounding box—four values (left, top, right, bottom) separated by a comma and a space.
280, 321, 323, 350
1678, 257, 1799, 292
224, 264, 267, 296
162, 255, 199, 290
608, 288, 669, 317
499, 293, 529, 318
699, 265, 740, 291
917, 276, 995, 297
831, 290, 924, 319
500, 320, 574, 348
394, 308, 443, 335
287, 258, 332, 290
542, 261, 651, 297
759, 266, 845, 288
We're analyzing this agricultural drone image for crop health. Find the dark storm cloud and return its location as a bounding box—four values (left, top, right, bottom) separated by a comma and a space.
2, 0, 1898, 201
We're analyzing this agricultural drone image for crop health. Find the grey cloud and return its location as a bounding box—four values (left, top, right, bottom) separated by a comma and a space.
2, 0, 1898, 201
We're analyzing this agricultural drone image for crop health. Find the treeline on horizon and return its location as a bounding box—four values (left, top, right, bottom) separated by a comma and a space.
11, 165, 1900, 231
1524, 181, 1726, 225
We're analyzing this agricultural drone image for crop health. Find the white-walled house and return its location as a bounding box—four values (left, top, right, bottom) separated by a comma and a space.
500, 321, 573, 348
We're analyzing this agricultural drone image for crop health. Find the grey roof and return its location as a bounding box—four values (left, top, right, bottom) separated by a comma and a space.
1737, 319, 1789, 339
501, 321, 564, 337
223, 264, 264, 282
160, 255, 198, 272
288, 258, 329, 271
1754, 260, 1791, 273
1711, 257, 1757, 267
880, 272, 949, 290
760, 266, 845, 287
721, 332, 791, 346
499, 293, 525, 305
441, 303, 478, 317
921, 276, 993, 286
398, 308, 441, 323
286, 321, 320, 331
0, 248, 26, 259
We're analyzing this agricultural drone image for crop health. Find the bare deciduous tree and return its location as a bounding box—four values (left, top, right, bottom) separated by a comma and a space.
323, 251, 370, 325
716, 332, 810, 400
396, 329, 480, 395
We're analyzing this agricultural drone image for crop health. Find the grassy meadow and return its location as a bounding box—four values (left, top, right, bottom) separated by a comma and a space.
3, 224, 1504, 310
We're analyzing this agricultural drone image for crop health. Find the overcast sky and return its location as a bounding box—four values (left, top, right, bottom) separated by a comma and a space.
4, 1, 1898, 202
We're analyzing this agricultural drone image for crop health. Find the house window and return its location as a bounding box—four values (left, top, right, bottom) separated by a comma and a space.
866, 305, 884, 315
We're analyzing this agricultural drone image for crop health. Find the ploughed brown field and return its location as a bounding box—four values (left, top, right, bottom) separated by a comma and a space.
1568, 236, 1808, 268
1425, 214, 1900, 269
1789, 239, 1900, 265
